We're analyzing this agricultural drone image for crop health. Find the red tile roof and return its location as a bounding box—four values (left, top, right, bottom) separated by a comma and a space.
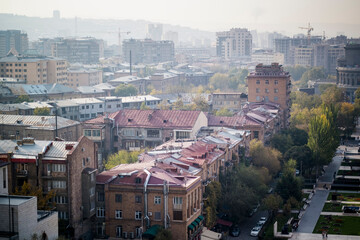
208, 115, 261, 127
86, 109, 202, 129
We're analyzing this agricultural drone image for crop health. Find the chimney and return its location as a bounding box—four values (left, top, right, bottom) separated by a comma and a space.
65, 144, 74, 150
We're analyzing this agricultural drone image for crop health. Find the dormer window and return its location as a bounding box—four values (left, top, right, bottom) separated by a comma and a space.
135, 177, 141, 184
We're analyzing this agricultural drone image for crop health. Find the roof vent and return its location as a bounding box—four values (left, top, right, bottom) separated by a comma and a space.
65, 144, 74, 150
128, 118, 132, 122
163, 119, 168, 123
220, 120, 224, 124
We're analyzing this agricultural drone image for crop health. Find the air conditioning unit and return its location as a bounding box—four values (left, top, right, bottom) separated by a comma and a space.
148, 212, 152, 216
123, 232, 128, 239
47, 170, 51, 176
129, 232, 134, 239
193, 208, 197, 212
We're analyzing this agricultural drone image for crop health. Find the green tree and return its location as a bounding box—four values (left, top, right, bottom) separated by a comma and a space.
250, 139, 281, 175
15, 95, 32, 103
154, 227, 172, 240
140, 102, 150, 110
290, 91, 322, 109
190, 95, 210, 112
114, 84, 138, 97
34, 107, 50, 116
14, 181, 56, 210
263, 194, 283, 220
299, 67, 326, 87
204, 181, 221, 227
284, 145, 313, 175
308, 114, 335, 169
172, 98, 185, 110
337, 102, 356, 137
215, 107, 233, 117
321, 85, 345, 106
105, 150, 143, 170
275, 165, 303, 202
270, 133, 294, 154
285, 65, 309, 81
209, 73, 230, 90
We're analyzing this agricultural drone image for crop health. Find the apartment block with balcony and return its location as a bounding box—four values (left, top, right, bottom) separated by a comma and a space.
0, 136, 97, 239
211, 92, 248, 112
247, 63, 291, 127
96, 162, 203, 240
216, 28, 252, 60
66, 67, 103, 89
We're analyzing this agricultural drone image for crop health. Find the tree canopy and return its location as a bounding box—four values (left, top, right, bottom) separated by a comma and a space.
105, 150, 143, 170
250, 139, 281, 175
114, 84, 138, 97
34, 107, 50, 116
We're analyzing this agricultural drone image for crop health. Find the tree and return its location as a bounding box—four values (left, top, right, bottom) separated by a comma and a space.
308, 114, 335, 170
14, 181, 56, 210
15, 95, 32, 103
34, 107, 50, 116
114, 84, 138, 97
209, 73, 230, 90
299, 67, 326, 87
275, 168, 303, 202
285, 65, 309, 81
204, 181, 221, 227
284, 145, 313, 175
250, 139, 281, 175
270, 133, 294, 154
337, 102, 356, 137
154, 227, 172, 240
105, 150, 143, 170
287, 128, 308, 146
140, 102, 150, 110
321, 85, 345, 107
157, 100, 171, 110
263, 194, 283, 220
215, 107, 233, 117
172, 98, 185, 110
190, 95, 210, 112
290, 91, 322, 109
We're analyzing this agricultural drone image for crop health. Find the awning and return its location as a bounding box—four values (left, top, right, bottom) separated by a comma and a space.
142, 225, 161, 238
188, 224, 195, 230
195, 218, 201, 224
192, 220, 199, 227
198, 215, 204, 221
216, 218, 233, 227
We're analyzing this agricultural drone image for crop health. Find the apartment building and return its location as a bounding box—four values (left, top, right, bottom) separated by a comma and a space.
0, 136, 97, 239
0, 114, 82, 141
123, 39, 175, 64
109, 75, 147, 94
147, 72, 181, 93
66, 67, 103, 89
247, 63, 291, 126
216, 28, 252, 60
211, 92, 248, 112
0, 162, 9, 194
96, 162, 203, 240
252, 50, 284, 65
0, 195, 58, 240
294, 46, 314, 66
51, 37, 103, 64
83, 109, 208, 156
0, 30, 28, 57
0, 54, 67, 84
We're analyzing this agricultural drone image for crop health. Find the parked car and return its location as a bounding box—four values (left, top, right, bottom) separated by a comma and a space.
230, 225, 241, 237
258, 217, 267, 225
250, 226, 261, 237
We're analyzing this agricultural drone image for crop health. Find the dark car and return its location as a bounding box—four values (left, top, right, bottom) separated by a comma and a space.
230, 225, 241, 237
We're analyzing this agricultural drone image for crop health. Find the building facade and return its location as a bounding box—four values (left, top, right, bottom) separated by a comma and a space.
0, 30, 28, 57
216, 28, 252, 59
247, 63, 291, 126
66, 67, 103, 89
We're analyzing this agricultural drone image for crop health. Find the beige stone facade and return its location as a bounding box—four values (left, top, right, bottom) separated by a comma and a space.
66, 68, 103, 89
0, 55, 67, 85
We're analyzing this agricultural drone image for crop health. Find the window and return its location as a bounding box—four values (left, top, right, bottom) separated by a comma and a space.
265, 96, 269, 102
135, 177, 142, 184
274, 96, 279, 101
53, 180, 66, 188
3, 168, 6, 188
265, 80, 269, 84
98, 192, 105, 202
154, 212, 161, 220
52, 164, 66, 172
147, 129, 160, 138
265, 88, 269, 93
97, 207, 105, 218
135, 195, 142, 203
59, 211, 69, 220
176, 131, 190, 139
92, 130, 100, 136
115, 210, 122, 219
256, 96, 260, 101
136, 227, 142, 238
89, 187, 95, 196
274, 88, 278, 93
99, 104, 103, 108
173, 197, 183, 205
154, 196, 161, 204
275, 80, 278, 85
116, 226, 122, 238
135, 211, 142, 220
256, 88, 260, 93
55, 195, 67, 204
254, 131, 259, 139
115, 194, 122, 202
256, 80, 260, 84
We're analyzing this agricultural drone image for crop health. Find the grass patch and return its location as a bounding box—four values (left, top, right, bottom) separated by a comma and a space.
322, 203, 360, 212
327, 192, 360, 202
262, 213, 296, 239
313, 215, 360, 235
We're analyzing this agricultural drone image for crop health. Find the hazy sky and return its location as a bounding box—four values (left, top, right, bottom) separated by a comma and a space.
2, 0, 360, 34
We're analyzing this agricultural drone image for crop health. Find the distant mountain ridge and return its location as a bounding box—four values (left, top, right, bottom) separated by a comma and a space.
0, 13, 215, 45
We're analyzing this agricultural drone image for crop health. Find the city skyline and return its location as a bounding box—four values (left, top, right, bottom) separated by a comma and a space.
1, 0, 360, 37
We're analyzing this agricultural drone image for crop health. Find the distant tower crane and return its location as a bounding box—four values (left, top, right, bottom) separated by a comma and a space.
118, 28, 131, 57
299, 23, 314, 45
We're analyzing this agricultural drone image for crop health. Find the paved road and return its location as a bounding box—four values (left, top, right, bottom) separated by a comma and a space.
226, 210, 268, 240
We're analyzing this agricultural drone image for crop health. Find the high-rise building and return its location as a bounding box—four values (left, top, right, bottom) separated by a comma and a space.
147, 24, 163, 41
51, 37, 103, 64
247, 63, 291, 126
337, 44, 360, 101
122, 39, 174, 64
0, 30, 28, 57
216, 28, 252, 60
0, 53, 67, 85
163, 31, 179, 46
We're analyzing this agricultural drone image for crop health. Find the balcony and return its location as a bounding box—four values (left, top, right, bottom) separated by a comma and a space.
16, 169, 28, 177
173, 204, 183, 210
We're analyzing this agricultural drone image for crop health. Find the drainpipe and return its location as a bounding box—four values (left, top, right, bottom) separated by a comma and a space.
144, 169, 151, 228
163, 180, 169, 229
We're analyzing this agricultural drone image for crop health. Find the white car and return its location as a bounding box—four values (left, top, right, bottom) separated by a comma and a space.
258, 217, 267, 225
250, 226, 261, 237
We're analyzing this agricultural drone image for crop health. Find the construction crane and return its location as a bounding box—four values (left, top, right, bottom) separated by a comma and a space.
299, 23, 314, 45
117, 28, 131, 56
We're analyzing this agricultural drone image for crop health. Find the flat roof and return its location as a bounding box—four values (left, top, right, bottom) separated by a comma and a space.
0, 195, 34, 206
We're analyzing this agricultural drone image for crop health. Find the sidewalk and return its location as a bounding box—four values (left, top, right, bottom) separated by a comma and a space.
291, 232, 360, 239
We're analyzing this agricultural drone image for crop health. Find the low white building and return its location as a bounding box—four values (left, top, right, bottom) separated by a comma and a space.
0, 195, 58, 240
